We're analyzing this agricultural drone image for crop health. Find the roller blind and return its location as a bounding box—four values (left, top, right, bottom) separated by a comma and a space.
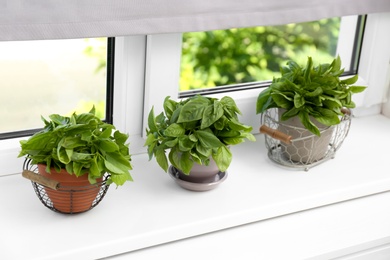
1, 0, 390, 41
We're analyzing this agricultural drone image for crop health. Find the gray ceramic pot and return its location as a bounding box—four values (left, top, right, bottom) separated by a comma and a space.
177, 157, 220, 183
278, 108, 334, 164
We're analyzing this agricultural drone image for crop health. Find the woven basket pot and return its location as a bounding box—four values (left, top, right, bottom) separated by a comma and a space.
37, 164, 102, 213
278, 109, 334, 164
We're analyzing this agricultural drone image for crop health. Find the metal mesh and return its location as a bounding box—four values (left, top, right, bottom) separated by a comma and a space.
260, 108, 351, 171
23, 159, 110, 214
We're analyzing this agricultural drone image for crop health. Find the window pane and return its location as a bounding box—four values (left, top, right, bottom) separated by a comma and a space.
180, 17, 346, 92
0, 38, 109, 134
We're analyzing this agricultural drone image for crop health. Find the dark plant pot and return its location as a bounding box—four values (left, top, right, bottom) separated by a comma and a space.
37, 164, 102, 213
177, 158, 220, 183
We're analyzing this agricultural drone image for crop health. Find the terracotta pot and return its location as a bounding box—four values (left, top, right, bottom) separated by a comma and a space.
177, 158, 220, 183
37, 164, 102, 213
278, 109, 334, 163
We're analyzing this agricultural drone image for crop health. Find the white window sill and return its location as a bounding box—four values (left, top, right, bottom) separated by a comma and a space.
1, 114, 390, 259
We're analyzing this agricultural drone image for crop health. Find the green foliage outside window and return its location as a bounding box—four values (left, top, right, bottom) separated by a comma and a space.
180, 18, 340, 91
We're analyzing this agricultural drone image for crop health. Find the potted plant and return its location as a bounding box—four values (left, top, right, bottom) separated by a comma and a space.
145, 95, 255, 189
19, 106, 133, 213
256, 56, 366, 164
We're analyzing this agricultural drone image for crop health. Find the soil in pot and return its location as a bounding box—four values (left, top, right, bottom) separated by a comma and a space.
37, 164, 102, 213
278, 109, 334, 164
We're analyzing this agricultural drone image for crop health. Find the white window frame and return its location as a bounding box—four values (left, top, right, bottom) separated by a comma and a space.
140, 14, 390, 138
0, 13, 389, 177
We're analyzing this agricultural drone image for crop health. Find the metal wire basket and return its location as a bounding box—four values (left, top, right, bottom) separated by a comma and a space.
22, 159, 110, 214
260, 108, 352, 171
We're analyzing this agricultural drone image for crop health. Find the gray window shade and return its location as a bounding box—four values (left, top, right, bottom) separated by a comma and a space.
1, 0, 390, 41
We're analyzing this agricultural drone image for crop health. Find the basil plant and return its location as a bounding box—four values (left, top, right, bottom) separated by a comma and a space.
145, 95, 256, 175
19, 106, 133, 186
256, 56, 366, 136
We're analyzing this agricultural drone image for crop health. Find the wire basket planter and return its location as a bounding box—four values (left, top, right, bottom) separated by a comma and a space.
260, 108, 352, 171
22, 159, 110, 214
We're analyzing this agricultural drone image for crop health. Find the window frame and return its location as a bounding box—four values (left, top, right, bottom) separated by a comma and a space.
0, 13, 389, 177
0, 37, 115, 140
140, 15, 376, 138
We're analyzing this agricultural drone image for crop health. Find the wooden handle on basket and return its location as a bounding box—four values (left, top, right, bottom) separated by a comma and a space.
259, 125, 292, 144
22, 170, 60, 190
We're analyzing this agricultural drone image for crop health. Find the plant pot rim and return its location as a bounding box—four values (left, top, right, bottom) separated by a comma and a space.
168, 165, 227, 192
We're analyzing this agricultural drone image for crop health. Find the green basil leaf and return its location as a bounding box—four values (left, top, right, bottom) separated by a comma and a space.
114, 130, 129, 144
163, 96, 177, 120
104, 152, 132, 174
303, 56, 313, 83
58, 147, 70, 164
65, 163, 73, 175
221, 137, 244, 145
227, 120, 253, 131
189, 151, 202, 165
73, 162, 83, 176
170, 106, 181, 123
61, 136, 86, 149
195, 130, 223, 148
305, 87, 323, 97
81, 132, 92, 142
212, 146, 232, 172
110, 171, 133, 186
89, 105, 96, 115
213, 116, 227, 130
168, 148, 180, 170
144, 133, 156, 147
322, 99, 340, 111
178, 136, 194, 151
147, 107, 158, 133
195, 143, 212, 157
100, 126, 113, 139
242, 132, 256, 142
49, 114, 69, 125
189, 134, 198, 142
147, 142, 156, 160
178, 152, 193, 175
298, 111, 320, 136
348, 86, 367, 94
341, 74, 359, 85
70, 114, 77, 125
201, 102, 224, 129
163, 138, 178, 148
19, 131, 56, 153
312, 108, 340, 126
280, 107, 300, 121
220, 96, 241, 114
177, 98, 208, 123
271, 92, 293, 109
218, 130, 240, 138
164, 123, 185, 137
322, 95, 342, 107
294, 93, 305, 108
287, 60, 301, 75
256, 87, 273, 114
155, 148, 168, 172
89, 158, 101, 179
75, 113, 96, 124
155, 112, 166, 126
65, 149, 73, 162
71, 152, 92, 162
99, 139, 119, 152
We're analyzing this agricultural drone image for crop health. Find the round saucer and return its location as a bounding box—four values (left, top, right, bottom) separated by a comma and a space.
168, 166, 227, 192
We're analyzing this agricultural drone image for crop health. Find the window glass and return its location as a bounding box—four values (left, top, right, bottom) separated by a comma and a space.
0, 38, 109, 135
180, 17, 344, 92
